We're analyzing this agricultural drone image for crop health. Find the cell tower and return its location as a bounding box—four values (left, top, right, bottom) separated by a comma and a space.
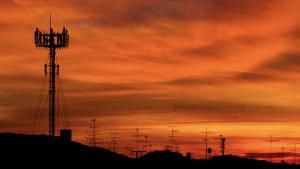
34, 16, 69, 136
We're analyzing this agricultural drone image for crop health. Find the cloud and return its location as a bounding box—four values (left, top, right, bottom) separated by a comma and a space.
258, 52, 300, 73
232, 72, 279, 82
181, 43, 226, 59
62, 79, 141, 94
164, 71, 277, 87
228, 52, 300, 83
65, 0, 279, 29
0, 0, 19, 8
180, 35, 267, 59
285, 25, 300, 41
165, 76, 223, 86
246, 152, 297, 159
231, 52, 300, 83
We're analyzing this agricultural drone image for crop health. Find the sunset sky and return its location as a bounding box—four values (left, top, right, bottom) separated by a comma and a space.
1, 0, 300, 161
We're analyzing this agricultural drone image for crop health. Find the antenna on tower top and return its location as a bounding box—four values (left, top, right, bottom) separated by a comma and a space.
50, 14, 52, 29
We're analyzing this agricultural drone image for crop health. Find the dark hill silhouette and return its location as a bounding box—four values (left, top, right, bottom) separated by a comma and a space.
141, 150, 184, 161
0, 133, 299, 169
0, 133, 129, 162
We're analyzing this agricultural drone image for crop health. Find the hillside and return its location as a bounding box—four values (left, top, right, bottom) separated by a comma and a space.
0, 133, 129, 162
0, 133, 299, 169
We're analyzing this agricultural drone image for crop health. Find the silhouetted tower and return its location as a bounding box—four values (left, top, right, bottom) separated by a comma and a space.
169, 128, 178, 152
289, 143, 300, 164
132, 128, 146, 158
89, 119, 97, 147
294, 144, 298, 164
136, 128, 140, 152
143, 135, 149, 152
34, 16, 69, 136
124, 145, 132, 156
281, 147, 285, 163
220, 135, 226, 156
265, 136, 280, 162
202, 129, 213, 160
205, 129, 208, 159
109, 133, 120, 153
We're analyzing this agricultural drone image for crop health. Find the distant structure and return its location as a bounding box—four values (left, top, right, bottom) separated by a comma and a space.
220, 135, 226, 156
186, 152, 192, 160
207, 147, 212, 159
281, 147, 285, 163
34, 16, 69, 136
265, 136, 280, 162
289, 143, 300, 164
87, 119, 103, 147
203, 129, 213, 160
60, 129, 72, 142
132, 128, 146, 158
168, 128, 178, 152
142, 135, 153, 153
109, 132, 120, 153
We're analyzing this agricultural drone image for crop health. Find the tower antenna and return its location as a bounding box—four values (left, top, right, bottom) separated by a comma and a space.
50, 14, 52, 29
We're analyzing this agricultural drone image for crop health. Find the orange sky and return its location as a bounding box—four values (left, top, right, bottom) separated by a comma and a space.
1, 0, 300, 162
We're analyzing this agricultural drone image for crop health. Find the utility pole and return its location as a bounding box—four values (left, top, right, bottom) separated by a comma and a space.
292, 143, 299, 165
281, 147, 285, 163
295, 144, 297, 164
205, 129, 208, 160
201, 129, 213, 160
265, 136, 280, 163
34, 16, 69, 136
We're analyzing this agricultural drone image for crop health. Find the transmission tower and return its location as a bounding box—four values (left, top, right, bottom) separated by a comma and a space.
143, 135, 149, 152
109, 132, 120, 153
89, 119, 97, 147
87, 119, 104, 147
132, 128, 146, 158
168, 128, 178, 152
34, 16, 69, 136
